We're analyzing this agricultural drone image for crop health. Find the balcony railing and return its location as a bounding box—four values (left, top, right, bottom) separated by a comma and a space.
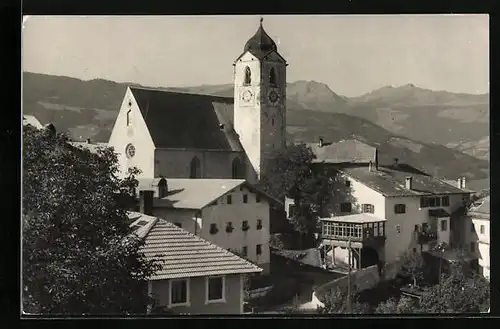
321, 222, 386, 243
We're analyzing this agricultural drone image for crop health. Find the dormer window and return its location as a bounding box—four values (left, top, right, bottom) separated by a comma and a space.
158, 178, 168, 199
244, 66, 252, 86
269, 67, 277, 86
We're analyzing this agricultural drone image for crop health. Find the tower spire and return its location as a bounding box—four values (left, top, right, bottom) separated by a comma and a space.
260, 17, 263, 26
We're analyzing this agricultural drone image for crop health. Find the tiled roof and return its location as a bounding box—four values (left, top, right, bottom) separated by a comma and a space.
272, 248, 323, 268
138, 178, 245, 209
22, 115, 43, 129
469, 196, 490, 218
307, 139, 376, 164
130, 87, 242, 151
340, 165, 467, 197
321, 213, 386, 224
137, 178, 283, 209
443, 180, 476, 193
69, 141, 109, 154
128, 212, 262, 280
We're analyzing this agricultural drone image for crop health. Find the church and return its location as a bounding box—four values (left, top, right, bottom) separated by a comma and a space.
108, 19, 287, 185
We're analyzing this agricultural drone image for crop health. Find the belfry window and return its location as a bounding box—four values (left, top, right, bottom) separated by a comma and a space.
244, 66, 252, 86
269, 67, 277, 86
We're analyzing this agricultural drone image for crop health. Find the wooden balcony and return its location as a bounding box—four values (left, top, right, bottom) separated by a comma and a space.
320, 213, 386, 249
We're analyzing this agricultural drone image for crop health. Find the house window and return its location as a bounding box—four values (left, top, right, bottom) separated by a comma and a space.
242, 220, 250, 231
288, 204, 297, 218
244, 66, 252, 85
362, 204, 374, 214
126, 110, 131, 126
190, 156, 201, 178
256, 193, 261, 203
256, 219, 262, 230
170, 279, 189, 306
420, 197, 429, 208
227, 195, 232, 204
206, 276, 225, 303
158, 178, 168, 199
440, 219, 447, 232
269, 67, 277, 85
242, 246, 248, 257
226, 222, 234, 233
174, 222, 182, 228
243, 194, 248, 203
442, 196, 450, 207
345, 181, 351, 188
470, 242, 476, 253
256, 244, 262, 255
340, 202, 352, 213
378, 223, 384, 236
394, 204, 406, 214
429, 197, 437, 207
480, 225, 485, 234
210, 223, 219, 235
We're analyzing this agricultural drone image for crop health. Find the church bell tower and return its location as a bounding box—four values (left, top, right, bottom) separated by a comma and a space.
233, 18, 287, 182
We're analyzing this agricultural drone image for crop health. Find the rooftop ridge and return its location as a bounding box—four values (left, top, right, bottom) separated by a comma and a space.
129, 85, 234, 101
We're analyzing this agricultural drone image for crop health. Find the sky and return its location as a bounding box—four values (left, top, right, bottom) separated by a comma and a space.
22, 15, 489, 97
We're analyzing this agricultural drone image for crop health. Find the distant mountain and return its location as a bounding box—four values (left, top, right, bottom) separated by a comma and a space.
22, 72, 489, 180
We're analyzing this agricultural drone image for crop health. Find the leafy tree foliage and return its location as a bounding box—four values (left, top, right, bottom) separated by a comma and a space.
374, 296, 418, 314
316, 286, 371, 314
418, 261, 490, 313
22, 125, 160, 315
398, 250, 426, 287
260, 144, 352, 247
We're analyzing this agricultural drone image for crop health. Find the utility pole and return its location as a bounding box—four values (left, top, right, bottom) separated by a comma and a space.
346, 237, 352, 313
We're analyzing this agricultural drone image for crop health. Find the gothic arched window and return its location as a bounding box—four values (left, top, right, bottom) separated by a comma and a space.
232, 157, 245, 179
269, 67, 277, 86
158, 178, 168, 198
190, 157, 201, 178
244, 66, 252, 86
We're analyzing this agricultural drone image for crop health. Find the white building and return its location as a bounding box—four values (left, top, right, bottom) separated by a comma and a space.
107, 19, 287, 185
466, 196, 490, 280
286, 139, 474, 270
135, 178, 280, 274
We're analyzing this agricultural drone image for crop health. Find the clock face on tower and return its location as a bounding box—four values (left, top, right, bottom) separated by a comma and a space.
241, 90, 254, 103
125, 143, 136, 158
268, 90, 280, 106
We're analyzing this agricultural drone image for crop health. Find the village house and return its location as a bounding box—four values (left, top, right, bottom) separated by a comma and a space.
465, 196, 490, 280
285, 139, 475, 272
128, 211, 262, 314
107, 19, 288, 185
134, 178, 281, 274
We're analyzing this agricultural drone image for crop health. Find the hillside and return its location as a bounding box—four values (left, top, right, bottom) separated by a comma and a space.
22, 72, 489, 180
176, 82, 489, 159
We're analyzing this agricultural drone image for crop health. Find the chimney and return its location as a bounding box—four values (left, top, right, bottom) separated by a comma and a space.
318, 137, 324, 148
368, 161, 373, 172
393, 157, 399, 167
457, 178, 462, 189
140, 190, 154, 216
405, 176, 413, 190
374, 148, 379, 170
461, 177, 467, 189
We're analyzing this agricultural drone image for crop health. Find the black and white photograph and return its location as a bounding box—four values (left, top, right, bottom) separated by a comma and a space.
21, 14, 490, 315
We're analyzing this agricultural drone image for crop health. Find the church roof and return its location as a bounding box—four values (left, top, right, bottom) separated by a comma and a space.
241, 19, 279, 60
129, 87, 242, 151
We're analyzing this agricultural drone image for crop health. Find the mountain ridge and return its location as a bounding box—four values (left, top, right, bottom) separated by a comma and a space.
21, 71, 489, 181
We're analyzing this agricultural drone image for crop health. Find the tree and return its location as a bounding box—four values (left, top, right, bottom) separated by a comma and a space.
316, 286, 371, 314
259, 144, 339, 248
22, 125, 160, 314
374, 296, 418, 314
418, 261, 490, 313
398, 250, 426, 287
